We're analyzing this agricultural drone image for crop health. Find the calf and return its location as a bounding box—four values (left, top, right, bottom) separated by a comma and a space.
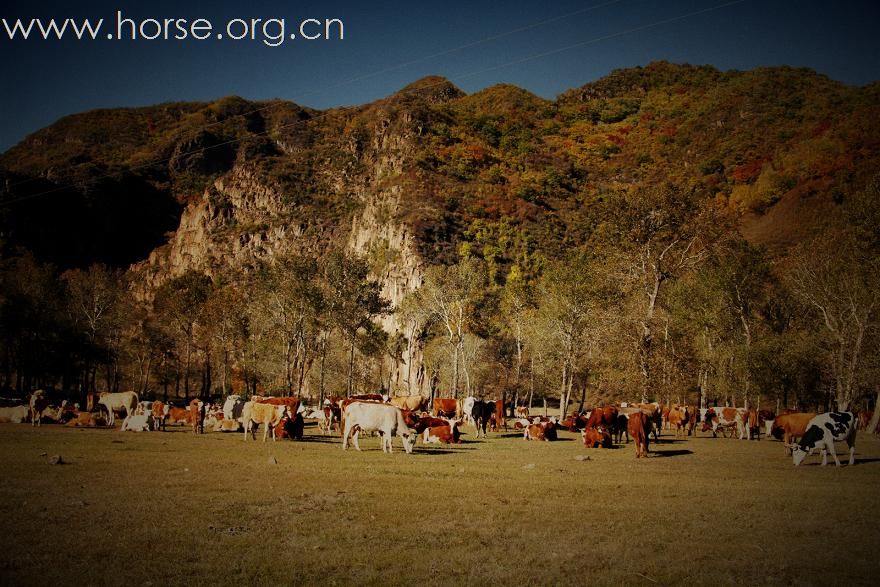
120, 413, 152, 432
524, 421, 557, 441
582, 426, 612, 448
423, 420, 461, 444
791, 412, 857, 467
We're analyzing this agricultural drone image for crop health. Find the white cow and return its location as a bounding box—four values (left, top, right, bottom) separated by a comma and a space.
342, 402, 416, 454
461, 396, 476, 425
97, 391, 139, 427
0, 405, 30, 423
223, 395, 245, 422
120, 413, 152, 432
791, 411, 857, 467
29, 390, 49, 426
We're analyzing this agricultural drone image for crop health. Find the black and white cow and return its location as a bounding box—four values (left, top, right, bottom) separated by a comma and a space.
469, 400, 496, 439
791, 411, 857, 467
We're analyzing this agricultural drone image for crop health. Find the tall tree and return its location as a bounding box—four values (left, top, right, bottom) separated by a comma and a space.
154, 271, 212, 399
408, 257, 486, 398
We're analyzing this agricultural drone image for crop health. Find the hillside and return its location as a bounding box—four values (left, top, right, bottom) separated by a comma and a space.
1, 62, 878, 401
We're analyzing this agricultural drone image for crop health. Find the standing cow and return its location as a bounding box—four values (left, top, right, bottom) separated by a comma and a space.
342, 402, 416, 454
97, 391, 139, 427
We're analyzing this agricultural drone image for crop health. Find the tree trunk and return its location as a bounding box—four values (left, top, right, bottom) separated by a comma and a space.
867, 390, 880, 434
347, 339, 355, 396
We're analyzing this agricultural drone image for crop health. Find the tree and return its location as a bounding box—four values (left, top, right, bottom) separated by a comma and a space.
62, 264, 125, 394
786, 178, 880, 412
321, 251, 389, 397
154, 271, 212, 399
534, 253, 604, 418
408, 257, 486, 397
612, 186, 728, 399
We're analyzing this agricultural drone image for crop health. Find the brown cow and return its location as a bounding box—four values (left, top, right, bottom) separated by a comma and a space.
423, 421, 461, 444
582, 426, 612, 448
667, 405, 690, 438
628, 412, 650, 458
390, 395, 427, 412
432, 398, 461, 418
524, 421, 557, 441
771, 412, 817, 454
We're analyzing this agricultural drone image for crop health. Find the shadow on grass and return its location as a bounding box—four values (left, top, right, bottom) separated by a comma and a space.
649, 449, 694, 458
414, 447, 475, 455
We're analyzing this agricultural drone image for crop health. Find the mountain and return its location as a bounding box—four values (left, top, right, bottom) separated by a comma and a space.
2, 61, 878, 294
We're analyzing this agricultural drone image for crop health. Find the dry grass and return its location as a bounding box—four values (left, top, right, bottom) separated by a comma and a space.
0, 423, 878, 586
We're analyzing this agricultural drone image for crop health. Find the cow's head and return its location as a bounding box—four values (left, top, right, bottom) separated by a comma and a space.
401, 429, 417, 454
791, 445, 808, 466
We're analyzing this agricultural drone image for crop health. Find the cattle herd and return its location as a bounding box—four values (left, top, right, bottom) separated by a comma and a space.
0, 390, 867, 467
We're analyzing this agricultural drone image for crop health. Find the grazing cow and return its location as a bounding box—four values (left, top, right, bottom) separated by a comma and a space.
701, 407, 749, 439
342, 402, 416, 454
97, 391, 139, 427
120, 413, 152, 432
628, 412, 650, 458
469, 400, 495, 438
524, 421, 557, 441
0, 405, 30, 423
432, 398, 461, 419
242, 401, 287, 441
582, 426, 612, 448
29, 390, 50, 427
772, 412, 819, 454
791, 412, 857, 467
390, 395, 427, 412
515, 406, 530, 419
667, 405, 690, 438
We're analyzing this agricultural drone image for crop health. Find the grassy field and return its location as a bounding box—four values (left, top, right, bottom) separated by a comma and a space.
0, 422, 878, 586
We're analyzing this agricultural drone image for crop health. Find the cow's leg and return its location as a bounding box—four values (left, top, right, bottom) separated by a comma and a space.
826, 441, 841, 466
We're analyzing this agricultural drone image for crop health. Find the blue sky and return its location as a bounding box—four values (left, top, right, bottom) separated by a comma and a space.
1, 0, 878, 152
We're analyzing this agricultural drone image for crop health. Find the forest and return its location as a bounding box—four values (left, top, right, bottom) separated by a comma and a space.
1, 62, 878, 417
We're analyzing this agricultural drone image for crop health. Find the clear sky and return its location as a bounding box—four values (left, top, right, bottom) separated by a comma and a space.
1, 0, 878, 152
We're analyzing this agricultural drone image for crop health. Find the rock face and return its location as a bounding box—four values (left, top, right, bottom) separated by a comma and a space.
126, 84, 448, 395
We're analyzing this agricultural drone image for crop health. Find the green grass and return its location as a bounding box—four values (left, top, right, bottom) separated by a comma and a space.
0, 423, 878, 586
